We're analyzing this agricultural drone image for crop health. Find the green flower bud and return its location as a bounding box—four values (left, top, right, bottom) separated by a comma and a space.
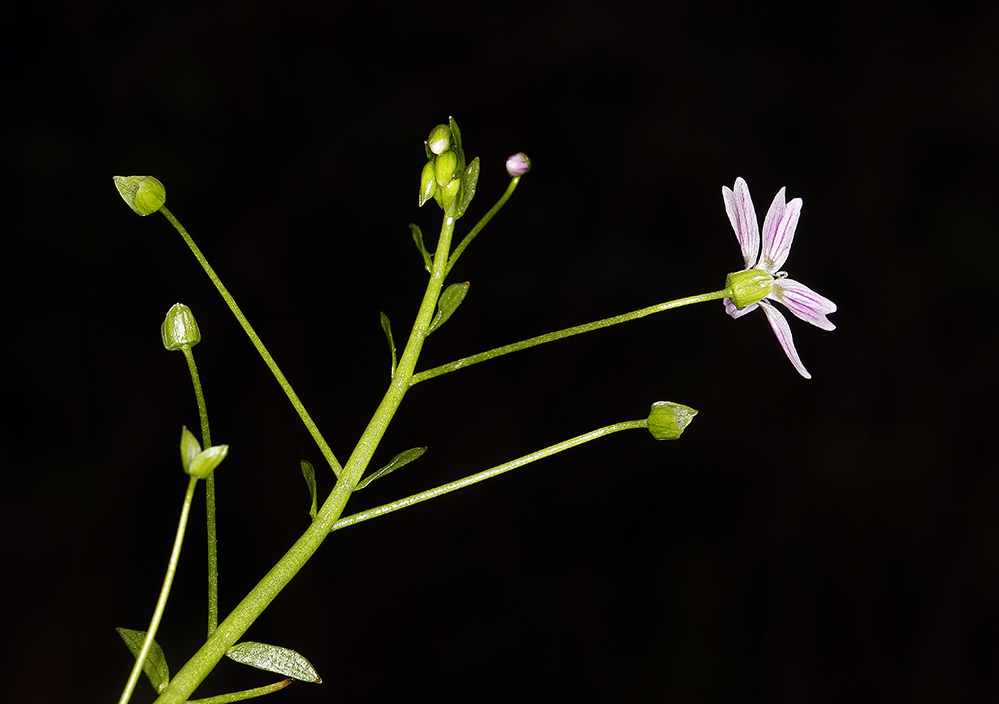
187, 443, 229, 479
161, 303, 201, 351
419, 160, 438, 206
647, 401, 697, 440
724, 269, 774, 309
434, 150, 458, 186
438, 178, 461, 210
427, 124, 451, 155
113, 175, 166, 216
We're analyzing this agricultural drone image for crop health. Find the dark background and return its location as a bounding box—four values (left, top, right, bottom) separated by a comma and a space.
3, 1, 998, 702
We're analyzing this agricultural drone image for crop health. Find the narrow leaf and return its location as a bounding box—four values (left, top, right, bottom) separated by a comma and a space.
456, 157, 480, 220
427, 282, 470, 334
226, 641, 322, 683
300, 461, 317, 519
409, 223, 432, 273
379, 312, 397, 379
448, 116, 466, 175
355, 446, 428, 490
117, 627, 171, 694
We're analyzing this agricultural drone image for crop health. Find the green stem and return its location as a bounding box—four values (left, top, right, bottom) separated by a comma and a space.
119, 476, 199, 704
181, 346, 218, 636
411, 289, 731, 385
445, 175, 520, 277
152, 202, 460, 704
331, 419, 647, 532
158, 207, 343, 478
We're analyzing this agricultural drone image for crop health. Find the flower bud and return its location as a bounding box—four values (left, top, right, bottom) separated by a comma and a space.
724, 269, 774, 309
505, 152, 531, 177
161, 303, 201, 351
434, 150, 458, 186
438, 178, 461, 210
647, 401, 697, 440
427, 124, 451, 155
187, 443, 229, 479
419, 160, 438, 206
113, 175, 166, 216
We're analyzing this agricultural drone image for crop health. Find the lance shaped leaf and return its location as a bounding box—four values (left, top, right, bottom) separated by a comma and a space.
226, 641, 322, 683
448, 116, 466, 175
456, 157, 480, 220
410, 223, 432, 272
380, 312, 397, 379
354, 446, 428, 491
300, 460, 317, 519
427, 282, 470, 334
117, 627, 170, 694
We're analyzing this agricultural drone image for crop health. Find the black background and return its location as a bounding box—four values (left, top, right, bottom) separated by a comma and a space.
3, 1, 998, 702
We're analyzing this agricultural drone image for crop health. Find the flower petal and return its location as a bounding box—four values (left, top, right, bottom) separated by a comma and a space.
723, 178, 759, 269
724, 298, 758, 319
758, 300, 812, 379
760, 188, 801, 273
771, 278, 837, 331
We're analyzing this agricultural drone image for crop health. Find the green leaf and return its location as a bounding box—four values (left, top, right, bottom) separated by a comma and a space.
456, 157, 480, 220
300, 461, 317, 519
226, 641, 322, 683
380, 312, 397, 379
427, 282, 470, 334
448, 116, 466, 175
117, 627, 171, 694
409, 223, 432, 273
354, 446, 427, 490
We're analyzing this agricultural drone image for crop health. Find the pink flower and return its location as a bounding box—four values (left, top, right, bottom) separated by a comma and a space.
722, 177, 837, 379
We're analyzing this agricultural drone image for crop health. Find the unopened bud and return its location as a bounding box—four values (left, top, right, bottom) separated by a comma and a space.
179, 426, 228, 479
724, 269, 774, 309
161, 303, 201, 351
419, 161, 438, 206
434, 150, 458, 186
505, 152, 531, 177
427, 124, 451, 155
647, 401, 697, 440
113, 175, 166, 216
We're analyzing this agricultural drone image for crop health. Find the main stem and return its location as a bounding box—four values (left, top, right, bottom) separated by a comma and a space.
152, 203, 459, 704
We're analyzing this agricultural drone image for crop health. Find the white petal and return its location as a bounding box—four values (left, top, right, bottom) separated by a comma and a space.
772, 278, 837, 331
758, 300, 812, 379
724, 298, 758, 319
723, 178, 759, 269
760, 189, 801, 273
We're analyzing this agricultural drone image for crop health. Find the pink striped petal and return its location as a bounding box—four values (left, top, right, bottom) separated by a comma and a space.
724, 297, 759, 319
760, 190, 801, 273
758, 300, 812, 379
771, 278, 837, 331
723, 178, 760, 269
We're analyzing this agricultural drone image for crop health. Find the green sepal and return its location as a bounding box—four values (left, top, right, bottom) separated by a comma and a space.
226, 641, 322, 683
409, 223, 433, 273
355, 446, 428, 491
424, 140, 435, 161
456, 157, 480, 220
427, 282, 470, 334
116, 627, 171, 694
380, 312, 397, 378
300, 461, 317, 520
180, 426, 201, 473
187, 444, 228, 479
